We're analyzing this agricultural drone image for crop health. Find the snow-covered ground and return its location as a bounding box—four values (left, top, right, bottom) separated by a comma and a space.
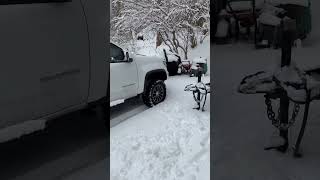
111, 75, 210, 180
213, 1, 320, 179
110, 37, 210, 180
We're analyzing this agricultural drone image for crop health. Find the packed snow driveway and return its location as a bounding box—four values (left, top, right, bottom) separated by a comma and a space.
111, 75, 210, 180
110, 97, 147, 128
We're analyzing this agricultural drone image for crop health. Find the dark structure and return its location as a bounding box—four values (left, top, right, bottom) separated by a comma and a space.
212, 0, 227, 42
238, 19, 316, 157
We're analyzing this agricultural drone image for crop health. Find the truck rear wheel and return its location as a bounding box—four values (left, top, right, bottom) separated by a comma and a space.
142, 80, 166, 107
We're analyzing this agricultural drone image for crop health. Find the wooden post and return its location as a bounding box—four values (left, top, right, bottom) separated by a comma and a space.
279, 19, 296, 151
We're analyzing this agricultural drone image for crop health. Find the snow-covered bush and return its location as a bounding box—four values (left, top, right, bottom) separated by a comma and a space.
110, 0, 210, 60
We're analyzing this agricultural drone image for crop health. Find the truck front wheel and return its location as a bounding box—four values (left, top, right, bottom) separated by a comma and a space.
142, 80, 166, 107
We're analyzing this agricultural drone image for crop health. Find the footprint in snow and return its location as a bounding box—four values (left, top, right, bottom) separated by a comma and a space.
132, 142, 141, 151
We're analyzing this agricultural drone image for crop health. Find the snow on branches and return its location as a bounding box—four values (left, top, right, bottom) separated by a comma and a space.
111, 0, 210, 59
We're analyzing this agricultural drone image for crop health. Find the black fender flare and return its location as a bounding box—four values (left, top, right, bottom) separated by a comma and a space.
144, 69, 167, 92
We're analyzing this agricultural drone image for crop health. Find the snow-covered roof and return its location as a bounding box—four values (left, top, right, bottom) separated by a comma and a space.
260, 3, 286, 15
193, 57, 207, 64
166, 54, 179, 62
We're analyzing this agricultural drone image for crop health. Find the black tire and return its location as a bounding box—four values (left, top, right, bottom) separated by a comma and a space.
142, 80, 166, 107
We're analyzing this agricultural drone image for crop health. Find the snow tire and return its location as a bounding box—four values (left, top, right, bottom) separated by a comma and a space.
142, 80, 166, 107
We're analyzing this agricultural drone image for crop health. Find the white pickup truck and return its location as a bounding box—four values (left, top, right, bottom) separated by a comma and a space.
0, 0, 107, 142
110, 43, 168, 107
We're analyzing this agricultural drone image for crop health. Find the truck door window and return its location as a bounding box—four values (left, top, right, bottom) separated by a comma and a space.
110, 43, 125, 63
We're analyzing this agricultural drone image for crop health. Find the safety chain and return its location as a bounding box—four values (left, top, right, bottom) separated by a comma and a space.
264, 95, 300, 130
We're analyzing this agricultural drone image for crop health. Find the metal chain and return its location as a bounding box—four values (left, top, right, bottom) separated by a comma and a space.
264, 95, 300, 130
287, 103, 300, 128
265, 96, 280, 128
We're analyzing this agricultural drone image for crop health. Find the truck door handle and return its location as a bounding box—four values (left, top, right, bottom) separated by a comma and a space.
0, 0, 72, 5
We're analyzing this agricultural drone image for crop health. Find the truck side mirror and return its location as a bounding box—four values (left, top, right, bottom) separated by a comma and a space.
125, 52, 133, 62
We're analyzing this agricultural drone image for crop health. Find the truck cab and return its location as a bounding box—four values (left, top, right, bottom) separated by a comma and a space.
110, 42, 168, 107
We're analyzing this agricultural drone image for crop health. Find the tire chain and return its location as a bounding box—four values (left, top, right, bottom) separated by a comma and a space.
265, 95, 300, 130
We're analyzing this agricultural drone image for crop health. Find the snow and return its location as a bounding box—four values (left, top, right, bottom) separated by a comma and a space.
191, 64, 199, 70
275, 65, 304, 84
193, 57, 207, 64
258, 12, 282, 26
260, 3, 286, 15
238, 70, 278, 94
239, 61, 320, 102
110, 99, 125, 107
110, 39, 210, 180
166, 54, 180, 62
110, 76, 210, 180
121, 33, 210, 75
188, 37, 210, 74
285, 85, 307, 102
